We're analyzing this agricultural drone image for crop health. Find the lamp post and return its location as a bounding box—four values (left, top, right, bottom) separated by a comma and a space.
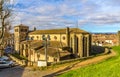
44, 38, 47, 66
42, 35, 50, 66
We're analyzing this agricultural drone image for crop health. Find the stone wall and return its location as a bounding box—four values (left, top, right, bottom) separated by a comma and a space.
9, 54, 27, 66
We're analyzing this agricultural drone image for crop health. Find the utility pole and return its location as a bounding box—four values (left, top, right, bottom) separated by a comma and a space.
42, 36, 50, 66
44, 38, 47, 66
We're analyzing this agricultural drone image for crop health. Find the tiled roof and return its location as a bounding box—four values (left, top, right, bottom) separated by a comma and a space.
29, 28, 89, 35
21, 40, 66, 49
36, 47, 71, 58
21, 40, 70, 58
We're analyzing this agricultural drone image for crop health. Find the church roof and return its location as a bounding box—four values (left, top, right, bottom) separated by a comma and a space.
29, 28, 89, 35
36, 47, 71, 58
21, 40, 70, 58
21, 40, 66, 49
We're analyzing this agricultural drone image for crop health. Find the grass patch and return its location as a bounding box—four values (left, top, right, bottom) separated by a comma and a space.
58, 46, 120, 77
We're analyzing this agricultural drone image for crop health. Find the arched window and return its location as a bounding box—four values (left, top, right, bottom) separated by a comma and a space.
36, 36, 39, 40
54, 36, 57, 40
63, 36, 65, 40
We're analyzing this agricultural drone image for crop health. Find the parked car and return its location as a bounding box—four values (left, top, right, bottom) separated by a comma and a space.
1, 56, 9, 60
0, 61, 14, 68
0, 56, 9, 61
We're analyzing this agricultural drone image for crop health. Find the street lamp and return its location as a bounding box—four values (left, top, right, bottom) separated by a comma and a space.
42, 35, 50, 66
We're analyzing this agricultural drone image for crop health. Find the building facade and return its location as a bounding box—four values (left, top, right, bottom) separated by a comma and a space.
92, 33, 117, 46
28, 27, 91, 57
14, 24, 29, 53
14, 24, 91, 63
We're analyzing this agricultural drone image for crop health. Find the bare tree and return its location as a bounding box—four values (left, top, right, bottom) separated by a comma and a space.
0, 0, 12, 56
0, 0, 12, 46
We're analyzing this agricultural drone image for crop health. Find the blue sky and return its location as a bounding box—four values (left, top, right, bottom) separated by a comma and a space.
12, 0, 120, 33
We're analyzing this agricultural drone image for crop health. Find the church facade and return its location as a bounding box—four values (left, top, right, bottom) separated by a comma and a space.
14, 24, 91, 63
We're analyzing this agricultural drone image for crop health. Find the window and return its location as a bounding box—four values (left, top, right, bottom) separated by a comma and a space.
15, 29, 18, 32
63, 36, 65, 40
36, 36, 39, 40
21, 29, 23, 32
24, 29, 27, 32
54, 36, 57, 40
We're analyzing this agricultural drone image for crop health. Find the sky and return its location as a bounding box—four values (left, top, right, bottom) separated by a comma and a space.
11, 0, 120, 33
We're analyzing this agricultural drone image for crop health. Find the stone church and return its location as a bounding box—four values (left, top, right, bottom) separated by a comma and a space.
14, 24, 91, 63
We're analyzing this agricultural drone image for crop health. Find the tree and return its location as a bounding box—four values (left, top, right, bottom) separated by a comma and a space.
0, 0, 12, 46
0, 0, 12, 56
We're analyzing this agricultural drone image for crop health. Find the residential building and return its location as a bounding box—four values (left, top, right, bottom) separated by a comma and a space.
14, 24, 29, 53
92, 33, 117, 46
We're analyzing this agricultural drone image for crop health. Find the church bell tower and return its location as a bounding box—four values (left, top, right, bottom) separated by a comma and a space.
14, 24, 29, 53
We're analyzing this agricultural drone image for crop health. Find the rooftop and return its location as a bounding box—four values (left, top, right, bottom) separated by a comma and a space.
21, 40, 70, 58
29, 28, 89, 35
14, 24, 29, 28
21, 40, 66, 49
36, 47, 71, 58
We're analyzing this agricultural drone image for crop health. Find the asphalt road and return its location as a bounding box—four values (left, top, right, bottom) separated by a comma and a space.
0, 65, 54, 77
0, 66, 25, 77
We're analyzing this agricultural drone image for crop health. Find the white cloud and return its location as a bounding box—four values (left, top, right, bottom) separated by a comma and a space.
11, 0, 120, 33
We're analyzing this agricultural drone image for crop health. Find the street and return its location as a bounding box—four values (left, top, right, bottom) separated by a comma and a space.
0, 65, 56, 77
0, 66, 25, 77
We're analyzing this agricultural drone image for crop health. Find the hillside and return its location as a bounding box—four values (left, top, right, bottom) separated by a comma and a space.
59, 46, 120, 77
